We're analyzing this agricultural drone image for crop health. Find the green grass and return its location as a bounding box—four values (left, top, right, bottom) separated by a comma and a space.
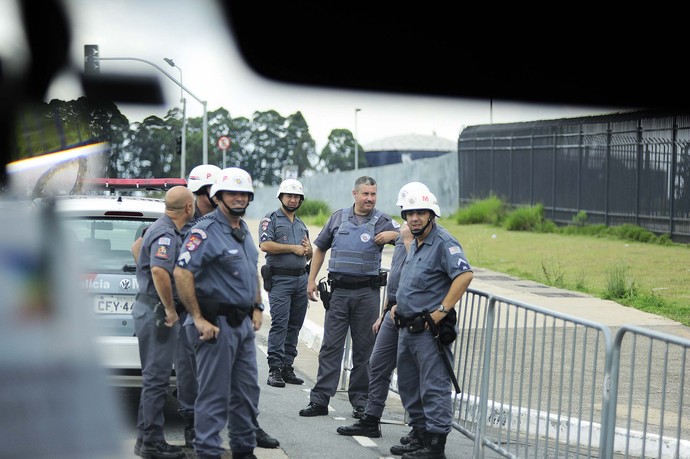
302, 196, 690, 327
442, 219, 690, 327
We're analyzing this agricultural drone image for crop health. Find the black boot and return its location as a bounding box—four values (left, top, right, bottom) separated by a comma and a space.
232, 451, 257, 459
336, 414, 382, 438
281, 365, 304, 385
180, 415, 194, 448
256, 427, 280, 448
390, 429, 426, 455
401, 432, 447, 459
267, 366, 286, 387
400, 426, 423, 445
183, 424, 195, 448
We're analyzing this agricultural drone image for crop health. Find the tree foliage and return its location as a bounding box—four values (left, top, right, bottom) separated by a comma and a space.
318, 128, 366, 172
13, 98, 356, 184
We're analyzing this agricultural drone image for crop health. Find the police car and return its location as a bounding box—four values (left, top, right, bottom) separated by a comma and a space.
55, 178, 186, 387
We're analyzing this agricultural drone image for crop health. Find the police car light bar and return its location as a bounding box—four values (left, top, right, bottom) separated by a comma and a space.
82, 178, 188, 191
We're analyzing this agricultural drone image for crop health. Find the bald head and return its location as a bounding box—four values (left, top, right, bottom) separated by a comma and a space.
165, 186, 194, 212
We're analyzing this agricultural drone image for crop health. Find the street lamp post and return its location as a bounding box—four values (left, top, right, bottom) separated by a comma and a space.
164, 58, 186, 178
99, 56, 209, 165
354, 108, 361, 170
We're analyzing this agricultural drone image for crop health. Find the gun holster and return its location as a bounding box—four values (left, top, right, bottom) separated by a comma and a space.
260, 264, 272, 292
317, 277, 331, 310
153, 302, 171, 341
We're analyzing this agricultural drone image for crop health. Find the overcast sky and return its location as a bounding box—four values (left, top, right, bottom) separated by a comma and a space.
2, 0, 624, 152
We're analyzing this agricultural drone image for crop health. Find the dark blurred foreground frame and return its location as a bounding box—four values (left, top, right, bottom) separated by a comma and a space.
218, 2, 690, 110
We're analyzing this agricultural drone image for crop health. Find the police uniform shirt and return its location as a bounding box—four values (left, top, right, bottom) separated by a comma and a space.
386, 233, 408, 303
396, 224, 472, 317
136, 214, 181, 299
259, 209, 310, 269
313, 206, 399, 277
176, 208, 258, 306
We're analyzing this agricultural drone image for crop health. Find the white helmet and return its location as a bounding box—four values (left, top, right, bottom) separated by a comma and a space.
210, 167, 254, 201
276, 178, 304, 198
396, 181, 430, 206
187, 164, 221, 192
400, 190, 442, 218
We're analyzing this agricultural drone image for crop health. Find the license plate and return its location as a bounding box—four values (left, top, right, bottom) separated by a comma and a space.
94, 295, 135, 314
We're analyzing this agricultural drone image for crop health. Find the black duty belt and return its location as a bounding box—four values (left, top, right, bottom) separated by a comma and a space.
198, 299, 252, 328
136, 293, 160, 305
199, 299, 251, 316
395, 313, 426, 333
270, 267, 307, 276
330, 276, 378, 290
136, 293, 184, 314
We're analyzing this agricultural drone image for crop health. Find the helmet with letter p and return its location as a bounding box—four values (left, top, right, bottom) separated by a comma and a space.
210, 167, 254, 201
187, 164, 221, 193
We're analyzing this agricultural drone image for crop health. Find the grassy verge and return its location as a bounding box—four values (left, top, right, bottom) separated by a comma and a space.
301, 198, 690, 327
441, 222, 690, 327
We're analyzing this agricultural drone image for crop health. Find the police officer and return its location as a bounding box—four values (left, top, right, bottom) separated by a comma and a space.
174, 163, 221, 446
174, 167, 262, 459
336, 183, 425, 447
394, 186, 473, 459
133, 185, 194, 459
187, 163, 221, 219
259, 178, 312, 387
300, 176, 400, 418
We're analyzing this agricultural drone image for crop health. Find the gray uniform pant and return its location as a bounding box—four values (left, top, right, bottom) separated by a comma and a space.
175, 311, 197, 419
133, 300, 179, 443
267, 274, 308, 368
190, 315, 259, 456
397, 328, 453, 435
310, 286, 379, 408
365, 313, 426, 429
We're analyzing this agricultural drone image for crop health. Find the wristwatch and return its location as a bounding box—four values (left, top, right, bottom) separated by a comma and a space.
437, 304, 448, 314
253, 302, 265, 312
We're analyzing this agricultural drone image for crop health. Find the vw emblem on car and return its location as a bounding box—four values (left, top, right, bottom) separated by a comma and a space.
120, 279, 133, 290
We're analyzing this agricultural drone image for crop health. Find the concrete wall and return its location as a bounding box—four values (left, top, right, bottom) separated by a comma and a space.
245, 152, 459, 220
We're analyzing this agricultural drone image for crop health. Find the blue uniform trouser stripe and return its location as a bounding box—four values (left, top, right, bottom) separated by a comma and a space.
266, 274, 308, 368
365, 313, 398, 417
397, 328, 453, 435
192, 317, 259, 456
310, 287, 379, 408
176, 311, 197, 418
133, 300, 179, 442
366, 313, 424, 427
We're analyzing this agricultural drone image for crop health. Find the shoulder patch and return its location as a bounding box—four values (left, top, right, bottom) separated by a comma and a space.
186, 234, 203, 251
157, 236, 171, 246
392, 220, 401, 229
448, 245, 462, 255
191, 228, 207, 239
155, 245, 169, 259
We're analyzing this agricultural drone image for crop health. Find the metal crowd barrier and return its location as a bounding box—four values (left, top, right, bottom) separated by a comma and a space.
338, 286, 690, 458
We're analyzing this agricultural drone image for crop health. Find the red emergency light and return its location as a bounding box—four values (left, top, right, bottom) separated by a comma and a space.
81, 178, 187, 191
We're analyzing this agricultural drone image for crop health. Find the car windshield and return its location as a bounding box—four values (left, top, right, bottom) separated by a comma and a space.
61, 218, 151, 271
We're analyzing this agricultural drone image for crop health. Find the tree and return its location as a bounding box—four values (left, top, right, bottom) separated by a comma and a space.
15, 100, 322, 184
284, 111, 318, 176
224, 110, 318, 186
14, 97, 131, 178
125, 115, 176, 178
318, 128, 366, 172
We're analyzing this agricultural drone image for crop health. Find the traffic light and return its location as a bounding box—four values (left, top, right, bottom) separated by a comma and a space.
176, 136, 182, 155
84, 44, 100, 74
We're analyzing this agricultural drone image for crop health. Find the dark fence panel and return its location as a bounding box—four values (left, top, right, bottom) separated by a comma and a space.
458, 110, 690, 241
